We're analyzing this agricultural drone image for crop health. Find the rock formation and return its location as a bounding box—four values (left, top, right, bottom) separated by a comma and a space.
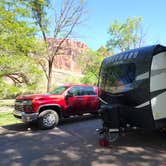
46, 38, 88, 73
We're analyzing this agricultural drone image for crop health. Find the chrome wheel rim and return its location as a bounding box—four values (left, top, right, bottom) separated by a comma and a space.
43, 113, 56, 127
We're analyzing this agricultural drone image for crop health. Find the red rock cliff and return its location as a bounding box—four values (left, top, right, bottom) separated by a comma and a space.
46, 38, 88, 73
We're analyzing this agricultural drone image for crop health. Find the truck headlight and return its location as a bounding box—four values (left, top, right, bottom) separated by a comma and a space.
23, 100, 32, 105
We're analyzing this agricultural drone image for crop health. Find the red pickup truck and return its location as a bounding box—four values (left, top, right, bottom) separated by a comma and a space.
13, 84, 99, 129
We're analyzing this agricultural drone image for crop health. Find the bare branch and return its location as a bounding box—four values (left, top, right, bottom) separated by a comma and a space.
38, 60, 49, 80
53, 2, 84, 55
31, 0, 86, 91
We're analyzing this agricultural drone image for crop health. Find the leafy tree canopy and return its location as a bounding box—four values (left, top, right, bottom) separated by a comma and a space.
0, 0, 42, 98
0, 0, 38, 56
77, 46, 111, 85
107, 17, 145, 52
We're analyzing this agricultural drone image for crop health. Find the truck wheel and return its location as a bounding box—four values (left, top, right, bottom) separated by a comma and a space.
38, 110, 59, 129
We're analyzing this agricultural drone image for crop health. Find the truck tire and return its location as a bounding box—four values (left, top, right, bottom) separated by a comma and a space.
38, 109, 59, 129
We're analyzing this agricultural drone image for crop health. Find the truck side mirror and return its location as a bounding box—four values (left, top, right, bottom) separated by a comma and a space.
65, 91, 73, 99
67, 91, 73, 97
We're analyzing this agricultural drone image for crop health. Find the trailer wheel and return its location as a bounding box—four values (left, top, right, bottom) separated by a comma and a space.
105, 132, 119, 143
38, 109, 59, 129
99, 132, 119, 147
98, 129, 119, 147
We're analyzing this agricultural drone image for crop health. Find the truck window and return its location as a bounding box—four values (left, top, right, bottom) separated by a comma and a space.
68, 86, 82, 96
49, 86, 68, 95
81, 86, 96, 95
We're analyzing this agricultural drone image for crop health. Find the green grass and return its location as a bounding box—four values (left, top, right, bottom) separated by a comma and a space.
0, 111, 21, 126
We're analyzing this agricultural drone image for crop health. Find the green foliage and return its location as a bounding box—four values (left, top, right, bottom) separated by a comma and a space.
0, 0, 38, 56
28, 0, 50, 36
0, 111, 21, 126
0, 0, 44, 98
64, 76, 81, 85
77, 47, 111, 85
107, 17, 144, 52
0, 55, 40, 80
0, 75, 43, 99
80, 72, 98, 85
0, 78, 20, 98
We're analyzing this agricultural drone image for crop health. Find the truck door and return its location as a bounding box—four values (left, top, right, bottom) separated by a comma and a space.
80, 86, 99, 113
65, 86, 85, 114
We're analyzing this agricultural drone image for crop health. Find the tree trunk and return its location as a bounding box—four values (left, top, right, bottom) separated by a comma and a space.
47, 60, 53, 92
47, 74, 52, 92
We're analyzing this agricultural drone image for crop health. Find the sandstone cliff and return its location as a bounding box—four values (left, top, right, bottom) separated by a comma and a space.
46, 38, 88, 73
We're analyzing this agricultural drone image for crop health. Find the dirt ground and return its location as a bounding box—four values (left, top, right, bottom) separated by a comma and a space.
0, 115, 166, 166
0, 106, 13, 112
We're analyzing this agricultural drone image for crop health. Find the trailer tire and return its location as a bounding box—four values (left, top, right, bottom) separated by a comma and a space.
106, 132, 119, 143
38, 109, 59, 130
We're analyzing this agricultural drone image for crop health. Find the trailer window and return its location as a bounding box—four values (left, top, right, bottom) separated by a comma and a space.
99, 63, 136, 93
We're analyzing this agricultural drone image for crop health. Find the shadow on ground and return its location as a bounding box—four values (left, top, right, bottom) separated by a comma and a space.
1, 114, 99, 132
0, 116, 166, 166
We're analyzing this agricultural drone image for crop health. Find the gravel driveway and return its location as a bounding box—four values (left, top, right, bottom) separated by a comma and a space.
0, 115, 166, 166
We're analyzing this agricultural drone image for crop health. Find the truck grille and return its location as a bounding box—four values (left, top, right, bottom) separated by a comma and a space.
15, 100, 24, 112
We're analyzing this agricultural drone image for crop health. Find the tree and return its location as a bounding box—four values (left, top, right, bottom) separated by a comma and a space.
29, 0, 86, 92
107, 17, 145, 52
77, 47, 111, 85
0, 0, 42, 98
0, 0, 38, 56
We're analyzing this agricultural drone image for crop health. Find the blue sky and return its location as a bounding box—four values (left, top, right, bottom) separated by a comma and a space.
75, 0, 166, 50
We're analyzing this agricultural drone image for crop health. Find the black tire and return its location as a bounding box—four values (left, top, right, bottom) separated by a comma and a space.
105, 132, 119, 143
63, 115, 70, 118
91, 112, 99, 116
38, 109, 59, 130
27, 120, 38, 127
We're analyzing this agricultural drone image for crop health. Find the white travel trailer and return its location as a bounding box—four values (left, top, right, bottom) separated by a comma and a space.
98, 44, 166, 143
